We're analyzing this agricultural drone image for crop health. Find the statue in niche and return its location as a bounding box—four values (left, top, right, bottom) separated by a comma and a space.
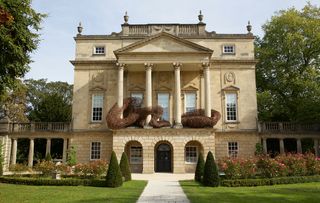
106, 97, 171, 129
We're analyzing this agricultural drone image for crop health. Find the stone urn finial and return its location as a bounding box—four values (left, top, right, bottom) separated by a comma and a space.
198, 10, 203, 23
77, 22, 83, 35
124, 11, 129, 24
247, 21, 252, 33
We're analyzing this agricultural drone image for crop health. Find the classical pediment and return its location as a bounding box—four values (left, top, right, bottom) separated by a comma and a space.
222, 85, 240, 91
114, 32, 213, 55
128, 85, 145, 91
182, 85, 198, 91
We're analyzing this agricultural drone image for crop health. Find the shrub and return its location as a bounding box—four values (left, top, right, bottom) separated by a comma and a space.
74, 160, 107, 179
203, 151, 219, 187
256, 155, 288, 178
106, 151, 123, 187
33, 160, 55, 176
0, 143, 3, 176
9, 164, 31, 173
219, 157, 256, 179
195, 152, 204, 182
255, 143, 264, 155
119, 152, 131, 181
275, 153, 307, 176
67, 146, 77, 166
45, 153, 52, 161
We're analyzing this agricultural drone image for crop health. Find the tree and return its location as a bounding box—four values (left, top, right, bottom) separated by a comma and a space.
106, 151, 123, 187
256, 3, 320, 122
203, 151, 219, 187
24, 79, 73, 122
194, 152, 205, 182
119, 152, 131, 181
66, 146, 77, 166
0, 0, 45, 96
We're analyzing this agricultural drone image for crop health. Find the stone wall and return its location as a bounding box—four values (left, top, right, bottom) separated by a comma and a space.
70, 131, 113, 163
113, 128, 215, 174
215, 131, 260, 160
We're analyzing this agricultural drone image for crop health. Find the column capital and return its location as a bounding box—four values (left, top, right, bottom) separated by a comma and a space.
144, 63, 153, 71
173, 62, 182, 70
202, 62, 210, 69
116, 62, 126, 70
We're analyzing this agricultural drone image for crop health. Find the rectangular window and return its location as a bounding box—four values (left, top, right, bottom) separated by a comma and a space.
157, 93, 170, 121
91, 142, 101, 160
94, 46, 105, 55
223, 45, 235, 54
130, 146, 142, 164
92, 94, 103, 122
228, 142, 238, 158
131, 92, 144, 107
185, 146, 198, 163
226, 93, 237, 121
185, 93, 196, 113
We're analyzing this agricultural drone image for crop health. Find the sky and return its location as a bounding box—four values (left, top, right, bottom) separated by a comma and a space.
26, 0, 319, 84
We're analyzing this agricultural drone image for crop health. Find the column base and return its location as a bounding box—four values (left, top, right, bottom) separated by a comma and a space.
173, 123, 183, 129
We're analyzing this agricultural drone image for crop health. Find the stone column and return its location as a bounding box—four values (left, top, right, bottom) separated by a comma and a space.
263, 138, 267, 154
297, 138, 302, 153
173, 62, 182, 128
62, 138, 68, 163
28, 138, 34, 167
314, 139, 319, 157
46, 138, 51, 156
116, 63, 125, 112
144, 63, 153, 128
202, 62, 211, 117
11, 138, 17, 165
279, 138, 284, 154
200, 71, 205, 109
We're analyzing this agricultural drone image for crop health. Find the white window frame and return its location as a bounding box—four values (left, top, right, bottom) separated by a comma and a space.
93, 46, 105, 55
130, 146, 143, 164
223, 45, 235, 54
90, 142, 101, 160
91, 94, 104, 122
228, 142, 238, 158
185, 92, 197, 113
157, 92, 170, 121
225, 92, 238, 122
185, 145, 198, 163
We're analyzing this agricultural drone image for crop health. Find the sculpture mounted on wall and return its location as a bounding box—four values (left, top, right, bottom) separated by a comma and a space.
106, 97, 171, 129
182, 109, 221, 128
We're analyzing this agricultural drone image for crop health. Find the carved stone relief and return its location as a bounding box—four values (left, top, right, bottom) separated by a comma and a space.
224, 72, 236, 84
90, 71, 106, 91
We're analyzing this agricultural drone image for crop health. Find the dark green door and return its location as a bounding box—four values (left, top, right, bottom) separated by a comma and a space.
156, 144, 171, 172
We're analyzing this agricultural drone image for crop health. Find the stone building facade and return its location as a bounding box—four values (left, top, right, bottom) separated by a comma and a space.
2, 13, 317, 174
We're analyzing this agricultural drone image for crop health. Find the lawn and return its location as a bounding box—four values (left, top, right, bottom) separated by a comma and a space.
0, 180, 147, 203
180, 180, 320, 203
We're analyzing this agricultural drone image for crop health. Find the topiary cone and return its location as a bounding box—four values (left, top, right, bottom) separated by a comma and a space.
203, 151, 219, 187
194, 152, 205, 182
120, 152, 131, 181
106, 151, 123, 187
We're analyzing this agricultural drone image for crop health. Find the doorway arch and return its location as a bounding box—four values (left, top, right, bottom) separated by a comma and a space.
155, 141, 173, 172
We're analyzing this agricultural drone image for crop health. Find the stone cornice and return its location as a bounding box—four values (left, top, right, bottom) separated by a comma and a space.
70, 60, 116, 66
211, 59, 258, 65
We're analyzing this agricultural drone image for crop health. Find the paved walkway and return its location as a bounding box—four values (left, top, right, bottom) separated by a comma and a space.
134, 173, 193, 203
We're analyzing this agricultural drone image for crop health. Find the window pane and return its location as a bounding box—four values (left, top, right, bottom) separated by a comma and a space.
95, 46, 105, 54
226, 93, 237, 121
228, 142, 238, 158
130, 146, 142, 164
158, 93, 169, 121
131, 93, 143, 107
185, 146, 197, 163
185, 93, 196, 112
92, 94, 103, 121
91, 142, 101, 160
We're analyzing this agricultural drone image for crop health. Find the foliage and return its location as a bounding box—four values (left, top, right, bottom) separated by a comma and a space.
9, 164, 30, 173
33, 160, 55, 176
119, 152, 131, 181
203, 151, 219, 187
195, 152, 205, 182
220, 175, 320, 187
255, 143, 264, 155
74, 160, 108, 179
0, 143, 3, 176
106, 151, 123, 187
256, 155, 288, 178
218, 158, 256, 179
66, 146, 77, 166
0, 0, 45, 96
24, 79, 73, 122
256, 3, 320, 122
0, 80, 28, 122
45, 153, 52, 161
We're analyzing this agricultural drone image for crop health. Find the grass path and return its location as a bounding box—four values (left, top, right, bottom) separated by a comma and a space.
180, 181, 320, 203
0, 180, 147, 203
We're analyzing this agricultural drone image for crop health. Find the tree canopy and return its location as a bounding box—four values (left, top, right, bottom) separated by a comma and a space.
0, 0, 45, 96
256, 3, 320, 122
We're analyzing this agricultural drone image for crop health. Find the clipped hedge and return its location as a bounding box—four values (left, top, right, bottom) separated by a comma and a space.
0, 176, 106, 187
221, 175, 320, 187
